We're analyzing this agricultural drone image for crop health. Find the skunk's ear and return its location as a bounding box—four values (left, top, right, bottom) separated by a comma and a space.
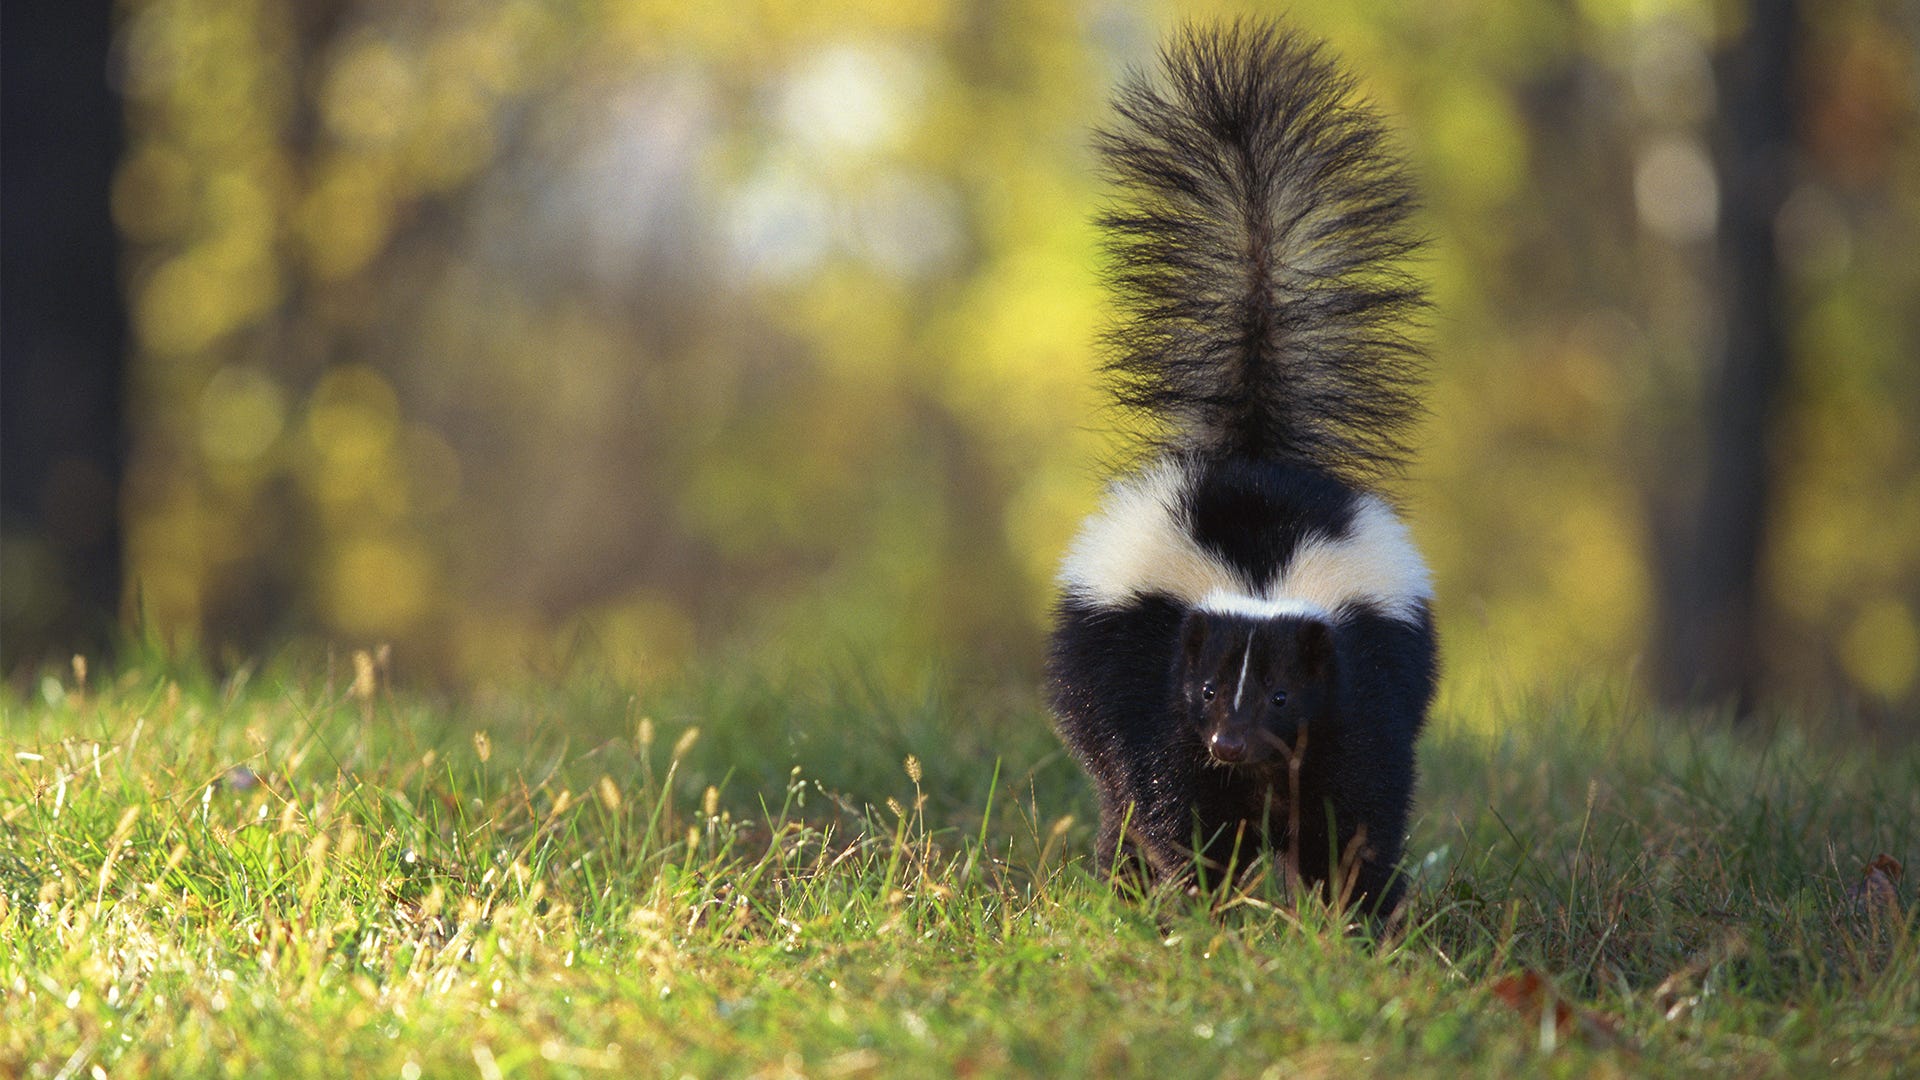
1296, 619, 1338, 682
1179, 610, 1209, 667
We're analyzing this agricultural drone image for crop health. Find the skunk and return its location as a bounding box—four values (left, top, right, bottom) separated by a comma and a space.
1046, 21, 1438, 919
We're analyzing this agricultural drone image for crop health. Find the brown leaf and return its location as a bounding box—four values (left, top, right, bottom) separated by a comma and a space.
1846, 854, 1904, 933
1847, 854, 1903, 903
1488, 969, 1626, 1049
1651, 933, 1747, 1023
1490, 969, 1570, 1029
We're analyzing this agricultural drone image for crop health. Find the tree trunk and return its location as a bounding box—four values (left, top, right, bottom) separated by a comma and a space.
1, 6, 128, 670
1655, 0, 1800, 712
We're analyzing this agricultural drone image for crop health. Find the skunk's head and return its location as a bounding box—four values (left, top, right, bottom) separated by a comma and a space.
1176, 609, 1337, 767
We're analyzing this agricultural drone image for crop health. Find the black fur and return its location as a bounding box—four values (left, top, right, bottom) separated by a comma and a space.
1181, 454, 1357, 584
1096, 20, 1426, 487
1048, 462, 1437, 915
1051, 593, 1435, 910
1048, 21, 1438, 920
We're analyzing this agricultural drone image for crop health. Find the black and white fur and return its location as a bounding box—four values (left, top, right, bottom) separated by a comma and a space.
1046, 22, 1438, 918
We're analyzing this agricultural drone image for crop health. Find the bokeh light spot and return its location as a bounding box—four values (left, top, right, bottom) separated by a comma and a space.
1841, 601, 1920, 701
328, 535, 433, 633
199, 366, 287, 465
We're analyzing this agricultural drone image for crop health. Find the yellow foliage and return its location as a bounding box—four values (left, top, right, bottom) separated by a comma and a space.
326, 535, 436, 635
306, 367, 400, 477
110, 0, 1920, 710
198, 366, 287, 467
1842, 602, 1920, 701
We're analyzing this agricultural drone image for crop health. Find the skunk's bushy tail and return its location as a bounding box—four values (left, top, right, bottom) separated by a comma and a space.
1097, 21, 1427, 486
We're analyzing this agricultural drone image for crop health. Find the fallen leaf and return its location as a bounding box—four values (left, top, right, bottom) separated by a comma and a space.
1489, 968, 1627, 1049
1652, 933, 1747, 1023
1844, 854, 1905, 942
1846, 854, 1903, 910
1490, 970, 1570, 1028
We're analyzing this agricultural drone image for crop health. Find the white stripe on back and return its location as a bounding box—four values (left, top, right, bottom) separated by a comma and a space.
1056, 457, 1433, 624
1198, 591, 1329, 621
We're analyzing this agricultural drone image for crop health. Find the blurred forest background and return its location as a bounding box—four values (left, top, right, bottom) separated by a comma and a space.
4, 0, 1917, 720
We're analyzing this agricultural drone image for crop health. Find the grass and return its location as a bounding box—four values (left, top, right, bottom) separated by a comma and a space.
2, 654, 1915, 1077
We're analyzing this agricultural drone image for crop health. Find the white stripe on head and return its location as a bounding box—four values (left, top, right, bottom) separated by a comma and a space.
1232, 633, 1253, 709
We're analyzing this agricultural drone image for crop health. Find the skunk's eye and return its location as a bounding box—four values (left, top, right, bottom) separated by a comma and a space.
1200, 683, 1217, 702
1270, 689, 1288, 707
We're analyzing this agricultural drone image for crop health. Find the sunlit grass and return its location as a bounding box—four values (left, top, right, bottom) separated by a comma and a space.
2, 655, 1915, 1077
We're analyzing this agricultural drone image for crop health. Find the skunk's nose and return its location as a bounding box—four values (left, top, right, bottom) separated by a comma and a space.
1208, 731, 1247, 764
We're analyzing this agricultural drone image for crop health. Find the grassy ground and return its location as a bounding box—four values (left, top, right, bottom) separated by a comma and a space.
2, 654, 1915, 1077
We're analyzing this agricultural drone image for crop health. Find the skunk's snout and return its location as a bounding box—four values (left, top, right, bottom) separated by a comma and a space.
1207, 730, 1248, 764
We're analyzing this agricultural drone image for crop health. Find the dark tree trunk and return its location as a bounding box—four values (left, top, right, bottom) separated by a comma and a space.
1655, 0, 1800, 711
1, 6, 128, 670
